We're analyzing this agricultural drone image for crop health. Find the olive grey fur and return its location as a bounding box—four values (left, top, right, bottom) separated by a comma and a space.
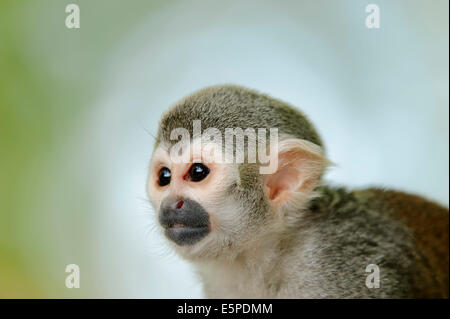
152, 85, 449, 298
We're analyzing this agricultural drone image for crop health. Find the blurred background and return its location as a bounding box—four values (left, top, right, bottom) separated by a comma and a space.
0, 0, 448, 298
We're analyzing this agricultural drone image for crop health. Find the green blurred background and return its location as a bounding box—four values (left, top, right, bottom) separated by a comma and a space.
0, 0, 448, 298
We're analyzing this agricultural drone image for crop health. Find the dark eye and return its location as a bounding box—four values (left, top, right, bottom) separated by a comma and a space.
158, 167, 171, 186
188, 163, 210, 182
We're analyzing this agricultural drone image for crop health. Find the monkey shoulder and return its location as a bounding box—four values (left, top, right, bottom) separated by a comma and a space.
306, 186, 448, 244
293, 186, 449, 298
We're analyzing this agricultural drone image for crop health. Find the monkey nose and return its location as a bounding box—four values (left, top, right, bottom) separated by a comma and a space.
176, 200, 184, 209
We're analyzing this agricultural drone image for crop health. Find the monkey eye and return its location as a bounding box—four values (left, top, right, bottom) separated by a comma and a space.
158, 167, 171, 186
188, 163, 210, 182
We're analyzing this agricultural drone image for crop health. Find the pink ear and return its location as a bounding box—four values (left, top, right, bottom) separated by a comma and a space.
265, 139, 328, 206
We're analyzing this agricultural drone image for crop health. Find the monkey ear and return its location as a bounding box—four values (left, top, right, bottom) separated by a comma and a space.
264, 139, 330, 206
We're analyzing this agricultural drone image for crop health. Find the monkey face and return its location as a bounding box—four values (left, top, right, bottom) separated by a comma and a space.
147, 135, 329, 259
147, 85, 331, 261
147, 126, 329, 261
147, 141, 243, 258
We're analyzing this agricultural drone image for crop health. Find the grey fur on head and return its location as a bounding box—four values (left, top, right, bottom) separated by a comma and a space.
157, 84, 323, 148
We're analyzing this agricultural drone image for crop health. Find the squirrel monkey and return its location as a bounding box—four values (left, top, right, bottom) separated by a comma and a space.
147, 85, 448, 298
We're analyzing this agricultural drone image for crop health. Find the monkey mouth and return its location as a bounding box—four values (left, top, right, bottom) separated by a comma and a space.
159, 198, 211, 246
165, 223, 210, 246
169, 223, 186, 229
161, 216, 210, 246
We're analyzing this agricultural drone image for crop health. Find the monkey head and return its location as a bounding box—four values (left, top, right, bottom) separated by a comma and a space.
147, 85, 330, 260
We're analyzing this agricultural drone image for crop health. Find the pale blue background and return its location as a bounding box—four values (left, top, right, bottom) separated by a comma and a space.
0, 0, 447, 297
